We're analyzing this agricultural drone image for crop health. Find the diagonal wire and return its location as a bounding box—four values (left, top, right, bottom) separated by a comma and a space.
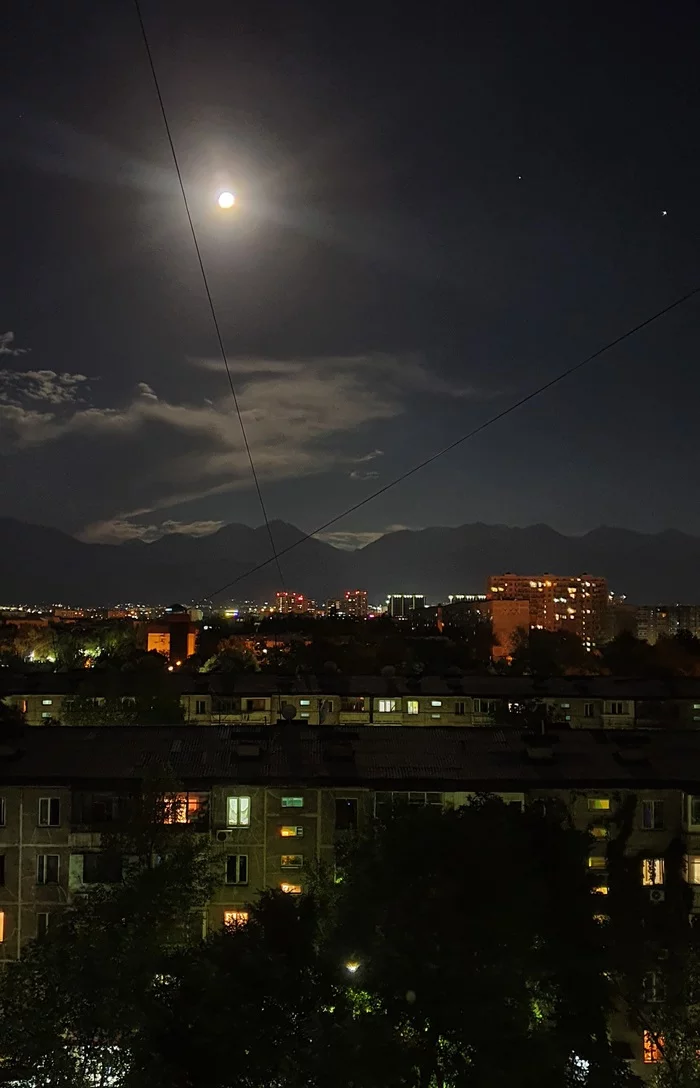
132, 0, 284, 587
205, 281, 700, 598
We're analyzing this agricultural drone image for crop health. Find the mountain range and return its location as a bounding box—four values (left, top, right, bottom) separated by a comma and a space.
0, 517, 698, 605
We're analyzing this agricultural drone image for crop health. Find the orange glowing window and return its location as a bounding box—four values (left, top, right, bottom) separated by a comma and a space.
0, 911, 4, 942
223, 910, 249, 928
163, 792, 208, 825
280, 826, 303, 837
643, 1030, 663, 1063
280, 882, 302, 895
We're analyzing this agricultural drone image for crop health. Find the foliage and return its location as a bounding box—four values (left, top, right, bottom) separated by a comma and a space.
507, 628, 600, 677
0, 805, 214, 1087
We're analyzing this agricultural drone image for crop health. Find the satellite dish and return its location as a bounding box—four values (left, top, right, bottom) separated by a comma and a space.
281, 704, 297, 721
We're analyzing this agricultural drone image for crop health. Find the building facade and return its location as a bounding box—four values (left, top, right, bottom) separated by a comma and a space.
1, 723, 700, 1079
343, 589, 368, 618
488, 573, 608, 648
386, 594, 426, 619
5, 673, 700, 730
637, 605, 700, 644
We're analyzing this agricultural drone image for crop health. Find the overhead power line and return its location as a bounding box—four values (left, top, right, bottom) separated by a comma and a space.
132, 0, 284, 586
206, 282, 700, 599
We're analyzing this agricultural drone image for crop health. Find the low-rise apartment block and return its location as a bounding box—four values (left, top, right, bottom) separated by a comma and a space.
0, 723, 700, 1078
6, 672, 700, 730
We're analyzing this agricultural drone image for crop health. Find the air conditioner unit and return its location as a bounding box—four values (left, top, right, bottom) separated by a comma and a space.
216, 829, 237, 842
649, 888, 666, 904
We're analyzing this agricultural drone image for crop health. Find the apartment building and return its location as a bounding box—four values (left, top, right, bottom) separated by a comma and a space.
1, 724, 700, 1078
488, 573, 608, 648
637, 604, 700, 644
5, 672, 700, 730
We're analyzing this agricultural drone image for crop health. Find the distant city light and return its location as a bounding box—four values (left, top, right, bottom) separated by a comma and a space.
218, 191, 235, 209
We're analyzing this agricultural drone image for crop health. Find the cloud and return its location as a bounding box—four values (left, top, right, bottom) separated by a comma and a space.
81, 518, 224, 544
349, 470, 380, 480
353, 449, 384, 463
316, 525, 414, 550
0, 368, 90, 406
0, 352, 467, 538
0, 332, 29, 357
136, 382, 158, 401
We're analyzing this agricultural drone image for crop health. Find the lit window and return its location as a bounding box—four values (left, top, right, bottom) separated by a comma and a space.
280, 882, 302, 894
377, 699, 397, 713
406, 700, 419, 715
225, 855, 248, 885
38, 798, 60, 827
591, 826, 608, 840
588, 856, 606, 870
0, 911, 4, 942
36, 855, 59, 885
41, 713, 52, 719
431, 713, 441, 719
588, 798, 610, 812
224, 910, 248, 928
642, 800, 665, 830
560, 703, 570, 709
642, 858, 665, 886
643, 1030, 663, 1063
281, 854, 303, 868
42, 699, 53, 706
687, 856, 700, 884
592, 885, 609, 895
226, 796, 251, 827
281, 797, 303, 809
300, 700, 310, 706
280, 826, 303, 838
163, 792, 208, 825
431, 700, 442, 707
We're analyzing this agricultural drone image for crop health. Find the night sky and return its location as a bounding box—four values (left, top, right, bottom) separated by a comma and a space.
2, 0, 699, 549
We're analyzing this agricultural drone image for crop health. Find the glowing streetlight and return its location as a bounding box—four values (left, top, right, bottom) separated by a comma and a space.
344, 960, 360, 974
218, 191, 235, 209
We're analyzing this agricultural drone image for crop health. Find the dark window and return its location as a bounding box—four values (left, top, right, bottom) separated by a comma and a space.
335, 798, 358, 831
454, 701, 466, 715
642, 800, 665, 830
37, 855, 59, 885
375, 791, 442, 819
195, 699, 207, 715
37, 912, 50, 940
213, 698, 239, 715
245, 699, 266, 712
83, 852, 122, 884
38, 798, 60, 827
584, 703, 595, 718
226, 855, 248, 885
0, 798, 5, 826
340, 697, 365, 712
0, 855, 5, 885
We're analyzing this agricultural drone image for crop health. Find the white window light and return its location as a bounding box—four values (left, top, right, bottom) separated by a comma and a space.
226, 796, 251, 827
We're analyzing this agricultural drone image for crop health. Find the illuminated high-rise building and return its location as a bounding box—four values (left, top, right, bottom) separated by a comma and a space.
343, 589, 368, 618
386, 594, 426, 619
487, 574, 608, 648
275, 591, 309, 615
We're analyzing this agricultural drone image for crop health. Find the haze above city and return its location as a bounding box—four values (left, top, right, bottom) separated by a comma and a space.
2, 0, 699, 556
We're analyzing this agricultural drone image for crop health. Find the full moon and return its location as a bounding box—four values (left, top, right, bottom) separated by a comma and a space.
218, 191, 235, 209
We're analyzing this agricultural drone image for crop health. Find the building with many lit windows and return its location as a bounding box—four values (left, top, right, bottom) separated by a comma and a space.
487, 573, 608, 647
275, 591, 311, 614
343, 589, 368, 618
0, 723, 699, 1077
386, 594, 425, 619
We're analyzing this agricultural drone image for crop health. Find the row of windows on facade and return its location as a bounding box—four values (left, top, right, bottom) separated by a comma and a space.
3, 793, 698, 831
0, 851, 303, 889
196, 698, 632, 717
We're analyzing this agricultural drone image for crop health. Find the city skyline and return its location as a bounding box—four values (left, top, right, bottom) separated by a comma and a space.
2, 1, 700, 550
